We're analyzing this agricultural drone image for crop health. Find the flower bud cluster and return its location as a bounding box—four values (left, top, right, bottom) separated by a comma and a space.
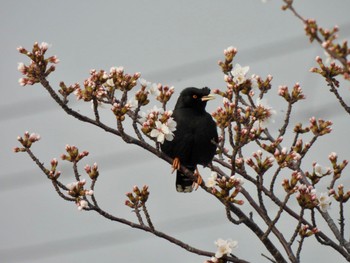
273, 147, 301, 168
252, 74, 273, 94
135, 85, 150, 106
211, 98, 236, 128
310, 56, 343, 87
66, 179, 93, 211
245, 150, 274, 175
49, 158, 61, 180
329, 184, 350, 203
66, 179, 93, 198
278, 83, 305, 103
210, 173, 244, 205
84, 163, 99, 180
314, 23, 350, 67
108, 66, 141, 92
153, 83, 175, 105
211, 98, 262, 142
61, 145, 89, 162
299, 224, 319, 238
17, 42, 59, 86
295, 184, 318, 210
309, 117, 332, 136
328, 152, 348, 180
282, 171, 302, 192
213, 88, 233, 101
14, 131, 41, 151
260, 136, 283, 154
293, 123, 310, 134
75, 69, 109, 101
218, 46, 237, 74
292, 138, 311, 156
111, 101, 135, 121
125, 185, 150, 209
59, 81, 80, 101
304, 19, 318, 42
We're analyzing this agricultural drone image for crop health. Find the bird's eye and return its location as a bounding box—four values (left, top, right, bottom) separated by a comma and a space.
192, 94, 198, 99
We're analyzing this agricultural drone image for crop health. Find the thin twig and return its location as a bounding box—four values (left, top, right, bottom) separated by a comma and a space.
289, 208, 304, 247
263, 192, 292, 240
142, 203, 155, 231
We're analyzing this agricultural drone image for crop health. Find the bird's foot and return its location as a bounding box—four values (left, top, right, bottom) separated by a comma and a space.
171, 157, 181, 174
192, 168, 203, 191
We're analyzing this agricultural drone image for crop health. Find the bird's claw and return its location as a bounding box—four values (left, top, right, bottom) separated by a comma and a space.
171, 157, 181, 174
192, 168, 202, 191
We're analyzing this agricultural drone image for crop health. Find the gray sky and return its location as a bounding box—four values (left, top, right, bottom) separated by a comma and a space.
1, 1, 350, 262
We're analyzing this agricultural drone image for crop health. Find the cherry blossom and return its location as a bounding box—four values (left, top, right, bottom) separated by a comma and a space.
230, 64, 249, 85
214, 238, 238, 258
150, 121, 174, 143
318, 192, 331, 212
206, 172, 218, 188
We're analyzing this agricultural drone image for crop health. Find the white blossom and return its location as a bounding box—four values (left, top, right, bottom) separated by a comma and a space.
149, 83, 161, 97
40, 42, 50, 51
214, 238, 238, 258
66, 181, 79, 191
106, 78, 114, 86
230, 64, 250, 85
206, 172, 218, 187
318, 192, 331, 212
18, 78, 26, 86
77, 200, 89, 211
150, 121, 174, 143
126, 97, 138, 110
166, 117, 177, 132
255, 98, 276, 129
314, 163, 329, 177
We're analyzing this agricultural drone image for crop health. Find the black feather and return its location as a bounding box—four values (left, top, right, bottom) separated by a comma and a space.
161, 87, 218, 192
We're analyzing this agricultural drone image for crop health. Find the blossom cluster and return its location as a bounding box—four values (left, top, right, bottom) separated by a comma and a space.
60, 145, 89, 163
140, 106, 176, 143
278, 83, 305, 104
328, 152, 348, 180
204, 238, 238, 262
245, 150, 275, 175
14, 131, 41, 152
137, 79, 175, 106
305, 162, 332, 185
213, 58, 276, 138
329, 184, 350, 203
111, 99, 137, 121
295, 184, 318, 210
273, 147, 301, 168
74, 67, 141, 103
84, 163, 99, 180
294, 184, 332, 212
298, 224, 319, 238
66, 179, 93, 211
282, 171, 302, 193
125, 185, 150, 209
17, 42, 59, 86
309, 117, 332, 136
48, 158, 61, 180
206, 172, 244, 204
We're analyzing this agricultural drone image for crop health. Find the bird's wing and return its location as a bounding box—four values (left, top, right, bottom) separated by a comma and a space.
161, 108, 195, 165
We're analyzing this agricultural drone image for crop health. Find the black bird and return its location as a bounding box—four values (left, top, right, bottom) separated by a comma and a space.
161, 87, 218, 192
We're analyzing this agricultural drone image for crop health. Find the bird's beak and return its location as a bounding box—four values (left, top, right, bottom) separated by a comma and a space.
201, 94, 216, 101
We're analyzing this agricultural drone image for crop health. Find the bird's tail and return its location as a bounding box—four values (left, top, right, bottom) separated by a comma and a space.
176, 166, 195, 193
